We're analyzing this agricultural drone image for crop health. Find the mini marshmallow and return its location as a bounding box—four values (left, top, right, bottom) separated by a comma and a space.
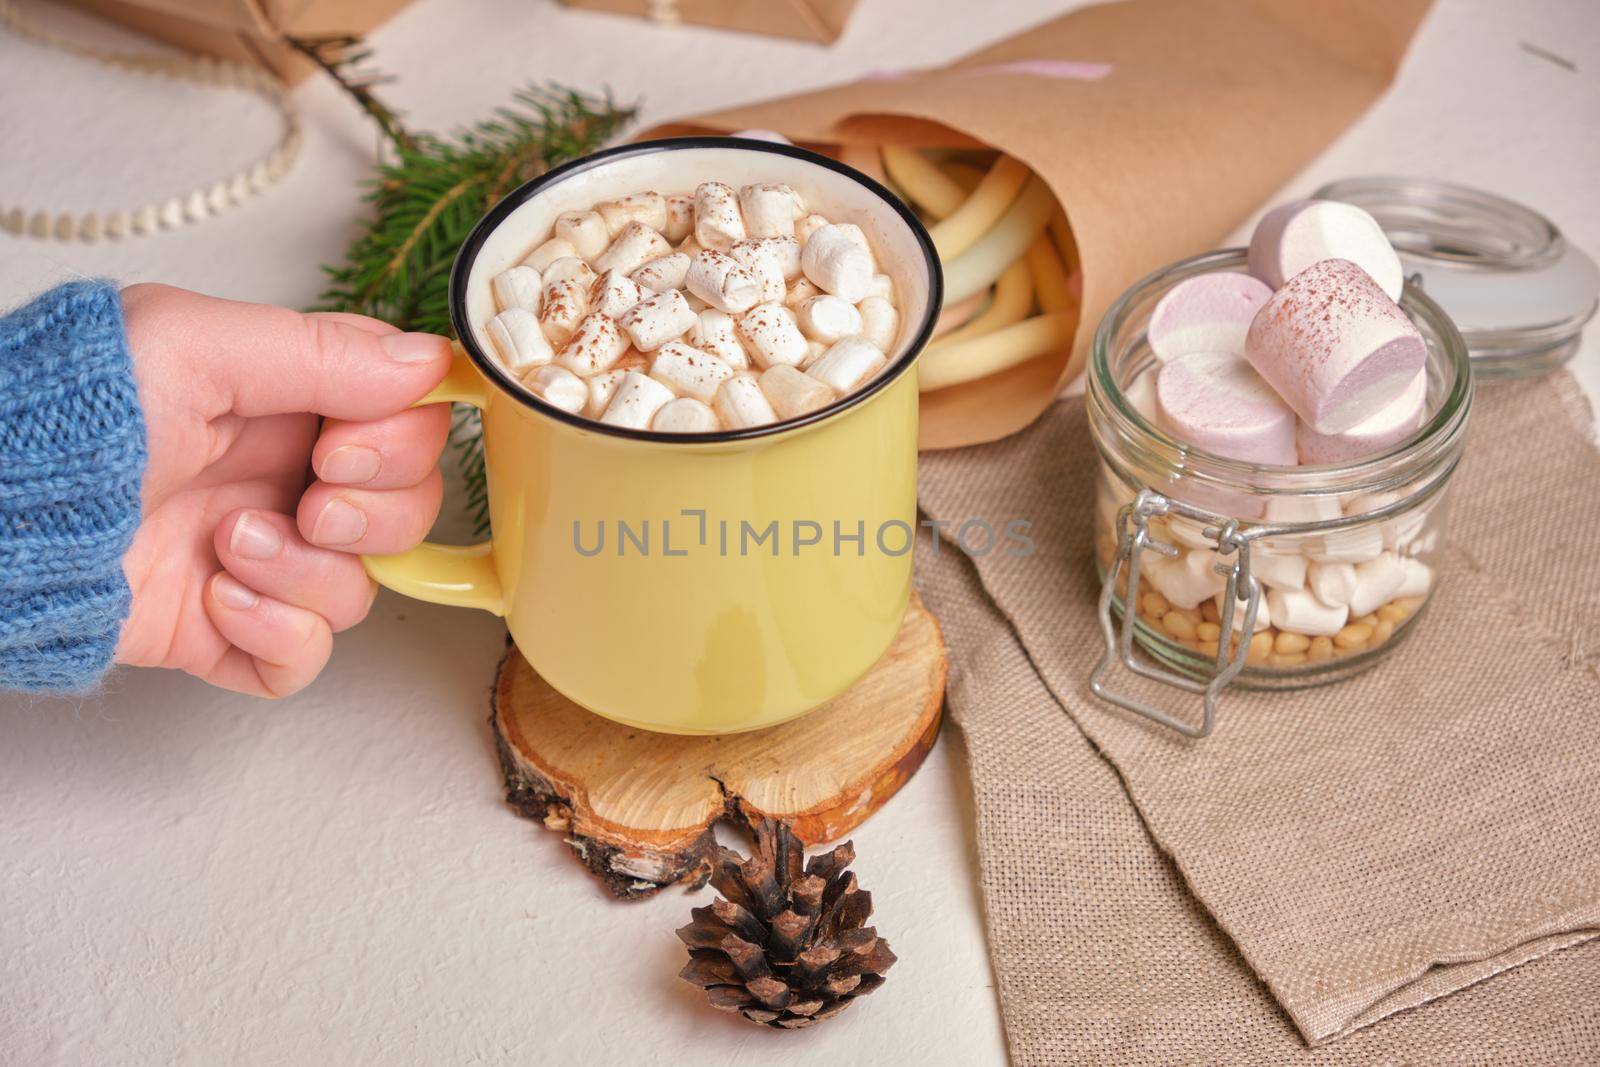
1144, 549, 1227, 610
620, 288, 698, 352
586, 367, 630, 416
523, 237, 575, 271
1266, 587, 1349, 637
801, 340, 828, 369
652, 397, 720, 433
539, 278, 589, 345
677, 233, 702, 257
1248, 199, 1404, 301
1263, 494, 1343, 526
1147, 271, 1273, 362
523, 364, 588, 414
807, 336, 888, 393
1250, 548, 1308, 592
737, 302, 809, 368
630, 252, 690, 293
830, 223, 871, 253
486, 307, 553, 370
542, 256, 597, 290
1156, 352, 1297, 465
600, 370, 676, 429
1344, 489, 1427, 550
1215, 589, 1272, 632
858, 295, 899, 352
801, 224, 875, 302
590, 270, 642, 320
554, 210, 610, 261
648, 341, 735, 403
596, 191, 668, 236
760, 364, 837, 420
592, 221, 673, 277
1305, 523, 1385, 564
739, 183, 804, 238
866, 273, 895, 302
729, 240, 787, 303
686, 250, 763, 314
785, 277, 822, 307
555, 313, 629, 376
1348, 552, 1408, 618
1245, 258, 1426, 435
688, 309, 750, 369
663, 194, 694, 243
1298, 370, 1427, 465
491, 266, 542, 313
693, 182, 746, 251
795, 213, 829, 244
795, 295, 863, 343
713, 374, 778, 430
1166, 517, 1215, 549
1307, 561, 1358, 608
1394, 557, 1433, 599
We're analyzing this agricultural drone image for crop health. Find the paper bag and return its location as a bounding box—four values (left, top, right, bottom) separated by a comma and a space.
645, 0, 1434, 449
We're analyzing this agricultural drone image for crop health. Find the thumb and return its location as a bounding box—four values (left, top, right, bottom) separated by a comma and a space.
125, 284, 453, 421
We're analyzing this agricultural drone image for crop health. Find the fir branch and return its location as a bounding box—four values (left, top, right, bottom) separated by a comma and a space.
286, 35, 417, 153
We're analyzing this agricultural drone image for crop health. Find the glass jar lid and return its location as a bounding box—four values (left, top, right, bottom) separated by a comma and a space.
1314, 176, 1598, 379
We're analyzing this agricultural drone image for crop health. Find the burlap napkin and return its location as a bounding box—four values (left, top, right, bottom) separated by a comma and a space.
915, 373, 1600, 1050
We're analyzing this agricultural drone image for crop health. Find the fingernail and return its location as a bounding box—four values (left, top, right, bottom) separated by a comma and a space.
380, 332, 444, 364
230, 511, 283, 560
212, 573, 259, 610
311, 497, 367, 546
319, 445, 382, 485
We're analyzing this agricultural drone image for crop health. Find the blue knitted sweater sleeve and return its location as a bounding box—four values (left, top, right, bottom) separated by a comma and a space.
0, 282, 146, 692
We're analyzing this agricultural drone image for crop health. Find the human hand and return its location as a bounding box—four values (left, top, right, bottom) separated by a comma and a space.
114, 284, 454, 697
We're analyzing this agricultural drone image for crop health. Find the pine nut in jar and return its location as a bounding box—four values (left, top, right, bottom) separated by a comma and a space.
1088, 247, 1471, 703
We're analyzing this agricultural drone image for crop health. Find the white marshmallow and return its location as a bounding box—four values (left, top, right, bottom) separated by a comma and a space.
866, 273, 895, 302
591, 269, 643, 320
539, 278, 589, 345
663, 194, 695, 243
795, 295, 863, 343
795, 213, 830, 244
1216, 589, 1272, 632
729, 239, 788, 302
542, 256, 597, 291
1344, 490, 1428, 550
586, 367, 630, 417
523, 364, 589, 414
554, 210, 610, 261
1144, 549, 1227, 610
1251, 548, 1308, 592
652, 397, 720, 433
676, 233, 702, 257
801, 224, 875, 302
630, 252, 690, 293
785, 277, 822, 307
737, 302, 810, 368
523, 237, 576, 271
858, 295, 899, 352
689, 309, 750, 369
1307, 561, 1358, 608
596, 191, 668, 236
1263, 495, 1343, 525
686, 250, 763, 314
492, 266, 542, 314
807, 336, 887, 392
739, 183, 804, 238
760, 364, 837, 420
801, 340, 828, 369
592, 221, 673, 277
1248, 199, 1404, 301
1349, 553, 1409, 617
693, 181, 746, 251
1266, 587, 1349, 636
486, 307, 553, 371
713, 374, 778, 429
555, 313, 629, 376
1166, 517, 1215, 549
649, 341, 735, 403
1394, 557, 1433, 599
600, 370, 676, 429
1305, 523, 1385, 564
620, 288, 697, 352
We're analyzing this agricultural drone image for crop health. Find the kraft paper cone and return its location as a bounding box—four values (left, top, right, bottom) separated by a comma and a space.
644, 0, 1434, 450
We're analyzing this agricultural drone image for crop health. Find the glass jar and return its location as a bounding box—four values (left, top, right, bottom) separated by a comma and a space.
1087, 249, 1472, 737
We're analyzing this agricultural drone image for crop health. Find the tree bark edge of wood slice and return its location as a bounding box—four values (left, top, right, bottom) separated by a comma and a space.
491, 592, 946, 898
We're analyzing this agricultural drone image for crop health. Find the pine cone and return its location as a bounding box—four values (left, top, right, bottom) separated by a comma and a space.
675, 819, 896, 1029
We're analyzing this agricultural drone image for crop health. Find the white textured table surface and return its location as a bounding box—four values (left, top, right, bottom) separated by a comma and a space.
2, 1, 1596, 1064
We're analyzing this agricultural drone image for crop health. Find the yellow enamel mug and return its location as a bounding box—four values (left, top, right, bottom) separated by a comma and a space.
363, 139, 943, 735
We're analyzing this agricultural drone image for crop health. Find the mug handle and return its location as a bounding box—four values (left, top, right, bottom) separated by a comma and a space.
360, 343, 506, 617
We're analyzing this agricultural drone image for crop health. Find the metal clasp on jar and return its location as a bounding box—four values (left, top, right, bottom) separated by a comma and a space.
1090, 489, 1262, 739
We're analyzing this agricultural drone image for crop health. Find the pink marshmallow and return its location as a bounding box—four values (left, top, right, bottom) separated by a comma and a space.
1155, 351, 1297, 466
1147, 272, 1273, 362
1248, 199, 1404, 300
1297, 369, 1427, 465
1245, 258, 1426, 436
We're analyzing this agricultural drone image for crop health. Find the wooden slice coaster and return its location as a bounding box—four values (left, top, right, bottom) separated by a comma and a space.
491, 593, 946, 898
